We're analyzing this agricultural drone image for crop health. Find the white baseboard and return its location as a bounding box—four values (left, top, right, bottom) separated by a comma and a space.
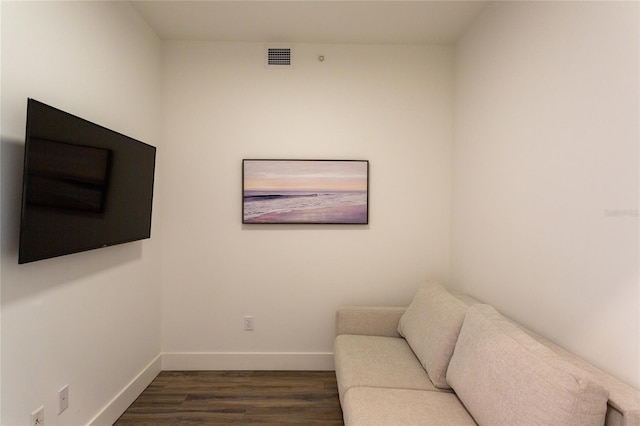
161, 351, 335, 371
87, 354, 162, 426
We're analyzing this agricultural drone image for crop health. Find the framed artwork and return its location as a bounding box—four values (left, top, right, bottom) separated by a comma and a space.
243, 159, 369, 224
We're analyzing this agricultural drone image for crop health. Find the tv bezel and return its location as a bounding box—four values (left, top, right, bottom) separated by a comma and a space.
18, 98, 157, 264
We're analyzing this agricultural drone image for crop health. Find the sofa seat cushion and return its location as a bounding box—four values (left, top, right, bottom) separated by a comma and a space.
334, 334, 439, 404
342, 387, 477, 426
447, 304, 609, 426
397, 281, 471, 389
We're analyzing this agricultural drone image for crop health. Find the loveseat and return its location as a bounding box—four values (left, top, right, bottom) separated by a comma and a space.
334, 281, 640, 426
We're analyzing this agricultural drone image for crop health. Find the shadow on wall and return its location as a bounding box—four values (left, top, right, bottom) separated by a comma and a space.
0, 138, 144, 307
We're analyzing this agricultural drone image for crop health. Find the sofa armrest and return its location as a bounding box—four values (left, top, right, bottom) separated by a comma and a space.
335, 306, 407, 337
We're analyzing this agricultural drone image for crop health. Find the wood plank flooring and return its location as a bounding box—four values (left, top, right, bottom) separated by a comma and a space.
114, 371, 344, 425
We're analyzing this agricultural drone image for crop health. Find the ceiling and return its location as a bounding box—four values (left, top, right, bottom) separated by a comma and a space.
130, 1, 487, 45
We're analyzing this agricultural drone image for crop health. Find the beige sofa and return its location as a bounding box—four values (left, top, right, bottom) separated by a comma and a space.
334, 282, 640, 426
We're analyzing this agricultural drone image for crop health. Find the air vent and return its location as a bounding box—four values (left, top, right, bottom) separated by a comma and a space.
265, 46, 294, 68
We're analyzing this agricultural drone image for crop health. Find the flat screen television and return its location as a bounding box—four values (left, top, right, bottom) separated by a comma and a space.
18, 99, 157, 264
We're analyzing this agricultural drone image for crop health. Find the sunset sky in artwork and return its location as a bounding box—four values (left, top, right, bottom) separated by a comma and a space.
243, 160, 368, 192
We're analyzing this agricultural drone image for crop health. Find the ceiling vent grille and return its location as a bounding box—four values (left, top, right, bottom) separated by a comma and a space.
265, 46, 293, 68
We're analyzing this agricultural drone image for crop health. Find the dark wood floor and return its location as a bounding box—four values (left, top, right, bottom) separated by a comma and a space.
114, 371, 344, 425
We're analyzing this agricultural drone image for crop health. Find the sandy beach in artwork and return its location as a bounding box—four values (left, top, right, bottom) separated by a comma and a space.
246, 204, 367, 224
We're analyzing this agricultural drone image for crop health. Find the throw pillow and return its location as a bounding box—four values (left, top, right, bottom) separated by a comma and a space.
447, 304, 609, 426
397, 281, 470, 389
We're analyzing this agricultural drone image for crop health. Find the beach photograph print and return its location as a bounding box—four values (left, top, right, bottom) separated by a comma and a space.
243, 160, 369, 224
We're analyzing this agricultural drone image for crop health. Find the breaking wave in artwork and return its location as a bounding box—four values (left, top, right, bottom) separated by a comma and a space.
243, 190, 367, 221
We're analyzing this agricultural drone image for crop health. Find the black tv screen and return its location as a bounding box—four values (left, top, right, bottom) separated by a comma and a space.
18, 99, 157, 264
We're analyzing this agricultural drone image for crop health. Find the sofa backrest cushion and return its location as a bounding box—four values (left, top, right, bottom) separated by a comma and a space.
447, 304, 609, 426
397, 281, 471, 389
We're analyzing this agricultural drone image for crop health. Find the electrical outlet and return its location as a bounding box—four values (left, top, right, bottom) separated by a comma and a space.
31, 406, 44, 426
58, 384, 69, 414
244, 316, 254, 331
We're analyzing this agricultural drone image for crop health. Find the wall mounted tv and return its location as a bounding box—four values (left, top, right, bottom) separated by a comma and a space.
18, 99, 156, 264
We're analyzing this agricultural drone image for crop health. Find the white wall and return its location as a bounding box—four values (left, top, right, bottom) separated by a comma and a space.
160, 42, 453, 368
452, 1, 639, 387
1, 2, 163, 425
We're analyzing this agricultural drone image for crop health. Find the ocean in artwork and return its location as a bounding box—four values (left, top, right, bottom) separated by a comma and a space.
243, 190, 368, 223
